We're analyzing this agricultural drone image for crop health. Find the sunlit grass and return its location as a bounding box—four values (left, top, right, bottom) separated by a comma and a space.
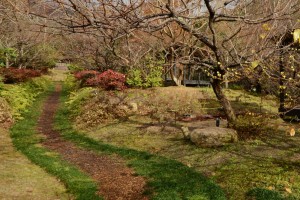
47, 68, 69, 82
198, 87, 278, 113
0, 128, 70, 200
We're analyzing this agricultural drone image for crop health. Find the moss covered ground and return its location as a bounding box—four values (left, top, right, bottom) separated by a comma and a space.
70, 86, 300, 199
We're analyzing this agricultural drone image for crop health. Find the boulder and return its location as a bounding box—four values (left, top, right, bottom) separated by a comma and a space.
186, 127, 238, 147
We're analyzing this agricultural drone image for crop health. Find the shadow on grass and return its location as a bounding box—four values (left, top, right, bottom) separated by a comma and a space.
246, 188, 285, 200
56, 87, 227, 200
218, 131, 300, 200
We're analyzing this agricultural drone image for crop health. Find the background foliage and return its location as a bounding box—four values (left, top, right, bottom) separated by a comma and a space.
126, 55, 164, 88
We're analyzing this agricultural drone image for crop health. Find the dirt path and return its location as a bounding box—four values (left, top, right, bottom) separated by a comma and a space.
37, 84, 148, 200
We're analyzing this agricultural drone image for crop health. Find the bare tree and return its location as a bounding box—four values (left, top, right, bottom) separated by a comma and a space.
0, 0, 61, 69
137, 0, 300, 123
31, 0, 300, 123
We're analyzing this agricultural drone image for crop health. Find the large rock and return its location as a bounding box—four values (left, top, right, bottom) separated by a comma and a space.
187, 127, 238, 147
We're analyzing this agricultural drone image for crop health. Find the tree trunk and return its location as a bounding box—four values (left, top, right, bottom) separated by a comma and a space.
170, 72, 182, 86
224, 74, 228, 89
278, 49, 285, 112
168, 49, 182, 86
211, 78, 236, 124
5, 53, 9, 68
170, 66, 183, 86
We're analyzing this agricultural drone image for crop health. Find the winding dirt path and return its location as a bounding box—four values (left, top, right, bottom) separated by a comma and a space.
37, 84, 148, 200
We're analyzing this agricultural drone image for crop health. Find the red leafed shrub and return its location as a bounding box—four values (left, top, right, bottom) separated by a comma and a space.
0, 68, 42, 83
86, 70, 126, 90
74, 70, 99, 86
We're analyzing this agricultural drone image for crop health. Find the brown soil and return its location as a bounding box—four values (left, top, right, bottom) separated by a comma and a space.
37, 84, 148, 200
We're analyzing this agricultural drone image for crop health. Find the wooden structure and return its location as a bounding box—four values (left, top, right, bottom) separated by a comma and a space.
164, 42, 211, 87
282, 106, 300, 122
164, 64, 210, 87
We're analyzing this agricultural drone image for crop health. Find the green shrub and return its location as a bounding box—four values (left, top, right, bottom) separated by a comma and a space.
64, 74, 79, 91
0, 47, 17, 67
1, 85, 35, 119
65, 87, 94, 116
232, 113, 270, 140
126, 55, 163, 88
0, 77, 52, 119
126, 69, 143, 87
144, 65, 163, 87
25, 77, 52, 93
67, 63, 84, 72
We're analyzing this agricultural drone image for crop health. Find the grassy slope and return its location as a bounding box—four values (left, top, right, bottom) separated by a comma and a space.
56, 86, 227, 200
